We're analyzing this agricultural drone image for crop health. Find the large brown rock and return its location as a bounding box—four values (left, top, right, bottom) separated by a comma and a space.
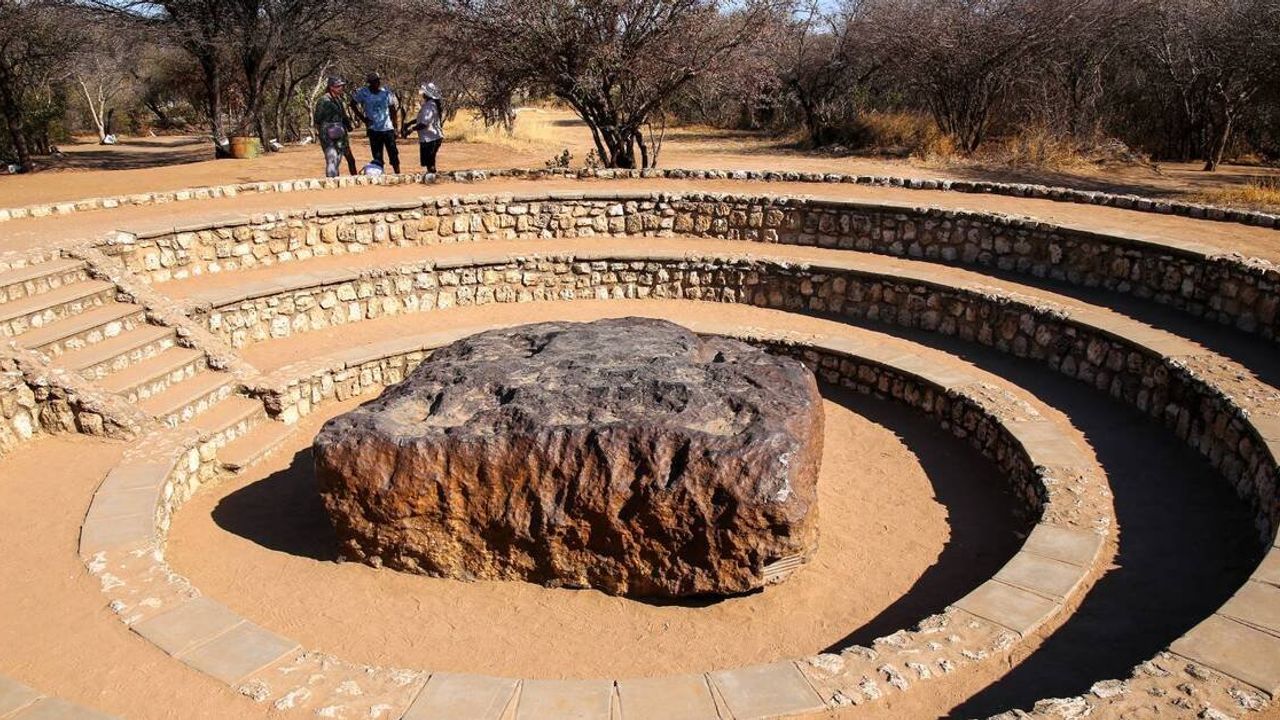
313, 318, 823, 597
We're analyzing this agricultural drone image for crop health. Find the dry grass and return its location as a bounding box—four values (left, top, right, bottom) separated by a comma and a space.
855, 111, 955, 160
447, 108, 574, 151
1194, 176, 1280, 212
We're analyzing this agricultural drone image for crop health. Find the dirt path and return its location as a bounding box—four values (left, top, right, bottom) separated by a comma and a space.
4, 108, 1276, 209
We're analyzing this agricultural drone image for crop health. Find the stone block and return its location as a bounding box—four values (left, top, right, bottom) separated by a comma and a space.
515, 679, 614, 720
1253, 546, 1280, 587
993, 552, 1088, 601
953, 580, 1059, 637
78, 510, 154, 559
1172, 614, 1280, 695
709, 661, 826, 719
131, 597, 243, 656
176, 620, 298, 686
1006, 420, 1086, 468
616, 674, 719, 720
1021, 523, 1102, 567
402, 673, 517, 720
1218, 580, 1280, 637
98, 462, 171, 493
85, 488, 157, 521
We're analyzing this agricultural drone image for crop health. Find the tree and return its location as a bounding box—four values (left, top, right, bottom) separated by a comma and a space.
449, 0, 778, 168
772, 0, 882, 147
880, 0, 1092, 153
223, 0, 349, 143
1143, 0, 1280, 171
73, 12, 139, 143
0, 0, 80, 171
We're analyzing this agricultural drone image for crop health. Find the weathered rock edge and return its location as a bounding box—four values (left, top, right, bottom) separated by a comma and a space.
313, 317, 824, 597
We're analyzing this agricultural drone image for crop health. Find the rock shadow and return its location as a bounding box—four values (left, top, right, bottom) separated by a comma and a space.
212, 446, 339, 562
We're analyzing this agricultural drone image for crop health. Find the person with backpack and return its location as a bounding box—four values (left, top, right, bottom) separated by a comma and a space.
313, 76, 357, 178
402, 82, 445, 174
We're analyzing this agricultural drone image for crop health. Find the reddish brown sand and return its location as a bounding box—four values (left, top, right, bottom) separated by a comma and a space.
0, 435, 269, 720
169, 387, 1021, 680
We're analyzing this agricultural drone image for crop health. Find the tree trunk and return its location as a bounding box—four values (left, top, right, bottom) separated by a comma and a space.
0, 57, 32, 172
76, 78, 107, 143
1203, 105, 1233, 172
199, 53, 227, 146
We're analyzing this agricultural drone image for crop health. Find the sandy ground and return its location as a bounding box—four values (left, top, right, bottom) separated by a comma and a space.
0, 435, 281, 720
169, 387, 1020, 679
3, 108, 1277, 209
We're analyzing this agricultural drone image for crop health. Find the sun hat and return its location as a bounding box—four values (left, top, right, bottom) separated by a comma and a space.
421, 82, 442, 99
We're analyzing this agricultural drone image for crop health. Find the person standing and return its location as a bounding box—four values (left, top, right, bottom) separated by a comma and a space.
313, 76, 357, 178
350, 73, 401, 174
402, 82, 445, 173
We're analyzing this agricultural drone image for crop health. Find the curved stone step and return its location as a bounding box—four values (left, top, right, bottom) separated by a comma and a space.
136, 370, 235, 426
0, 259, 90, 306
188, 395, 267, 447
0, 280, 117, 337
15, 303, 147, 357
56, 324, 177, 380
216, 421, 294, 471
98, 347, 207, 403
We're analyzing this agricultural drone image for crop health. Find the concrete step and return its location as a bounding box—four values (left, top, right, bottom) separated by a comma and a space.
0, 279, 117, 337
58, 324, 178, 380
136, 370, 236, 426
218, 421, 295, 471
16, 303, 148, 358
99, 347, 208, 403
188, 395, 268, 446
0, 259, 91, 305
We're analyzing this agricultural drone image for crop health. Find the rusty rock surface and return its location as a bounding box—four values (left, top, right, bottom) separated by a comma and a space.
313, 317, 823, 597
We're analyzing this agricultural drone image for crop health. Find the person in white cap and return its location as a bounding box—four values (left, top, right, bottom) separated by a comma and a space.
402, 82, 445, 174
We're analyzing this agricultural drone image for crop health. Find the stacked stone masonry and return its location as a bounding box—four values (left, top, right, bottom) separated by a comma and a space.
4, 166, 1279, 229
186, 250, 1277, 539
107, 192, 1280, 345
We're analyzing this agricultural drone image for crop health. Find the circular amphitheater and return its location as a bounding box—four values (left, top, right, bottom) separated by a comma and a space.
0, 168, 1277, 720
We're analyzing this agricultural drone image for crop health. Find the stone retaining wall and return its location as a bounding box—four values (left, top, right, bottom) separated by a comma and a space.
114, 192, 1280, 343
0, 352, 139, 456
6, 166, 1278, 229
200, 251, 1277, 539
